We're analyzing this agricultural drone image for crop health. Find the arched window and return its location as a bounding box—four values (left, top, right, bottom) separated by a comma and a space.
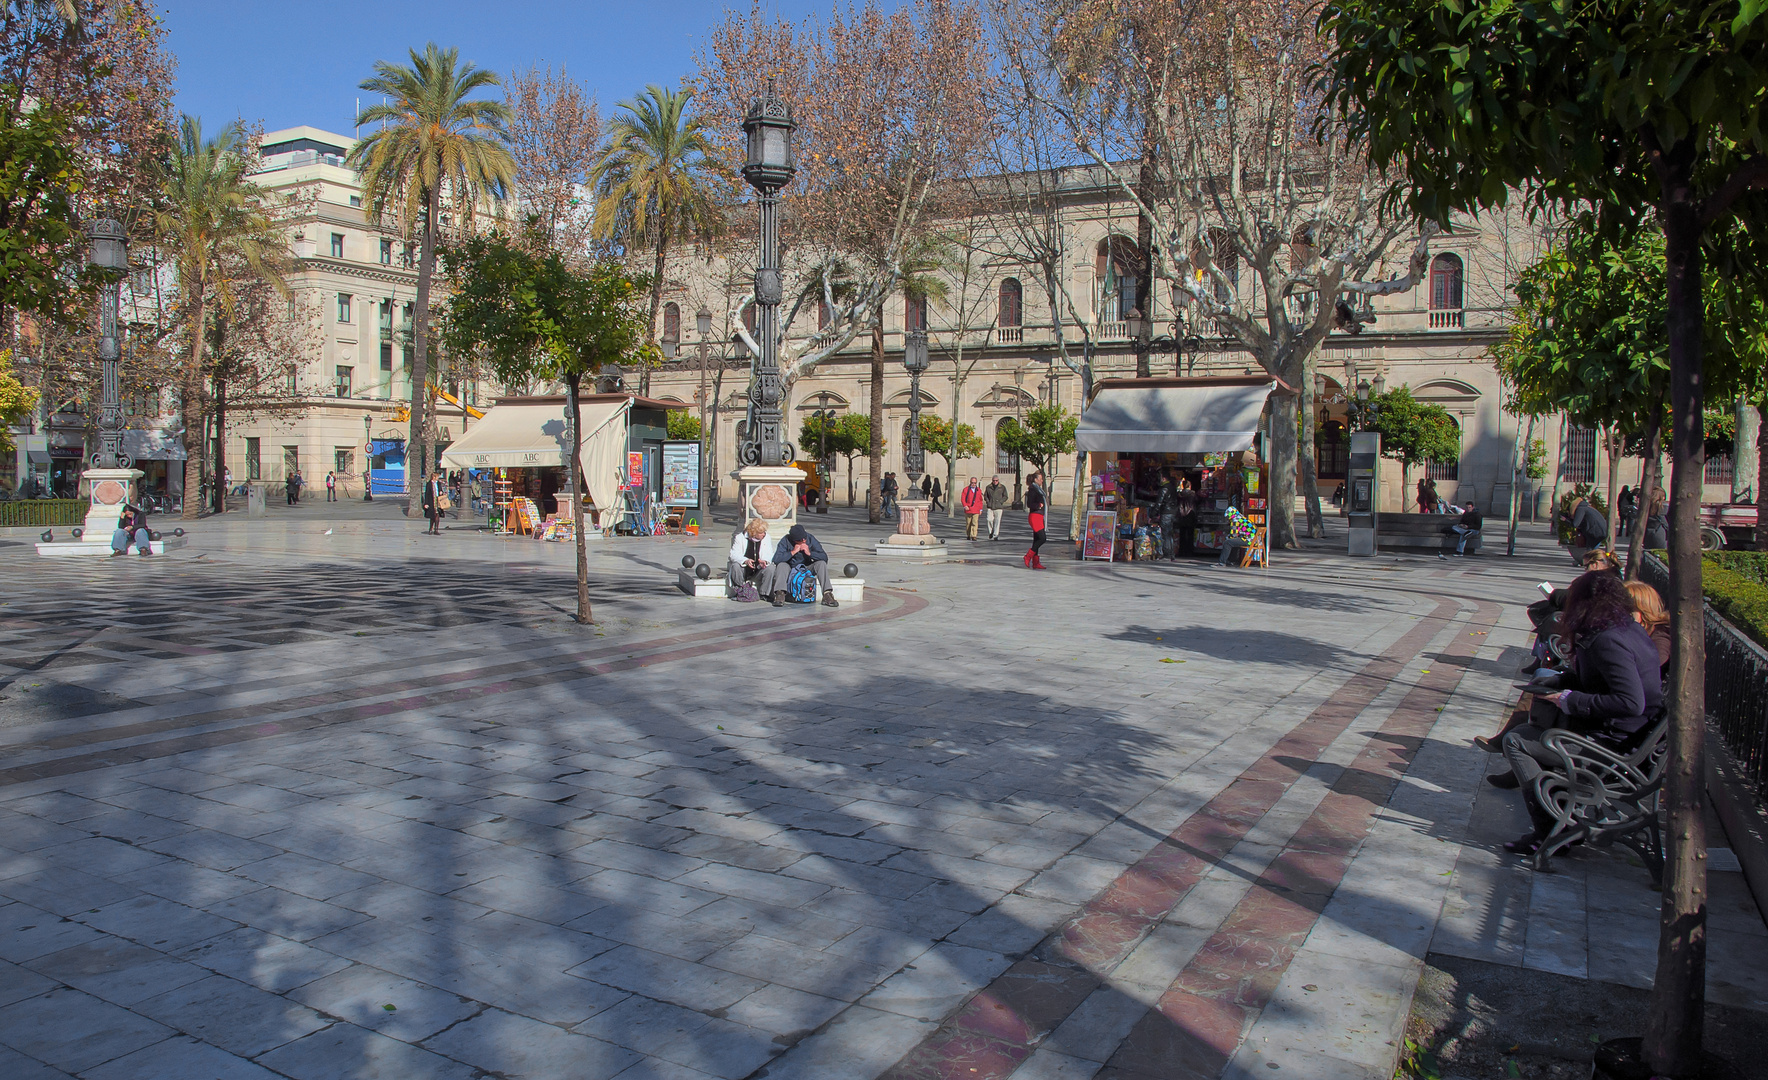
662, 302, 681, 342
1426, 415, 1462, 481
998, 278, 1022, 328
1315, 420, 1348, 480
1429, 254, 1464, 327
1095, 237, 1140, 323
904, 292, 928, 331
996, 417, 1019, 472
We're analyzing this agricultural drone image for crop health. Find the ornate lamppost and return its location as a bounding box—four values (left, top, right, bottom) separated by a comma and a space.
1126, 307, 1206, 377
902, 329, 929, 490
68, 218, 146, 549
739, 83, 794, 470
732, 82, 805, 544
695, 306, 713, 513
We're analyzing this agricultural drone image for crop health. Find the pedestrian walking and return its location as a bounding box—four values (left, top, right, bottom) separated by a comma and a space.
983, 475, 1008, 539
960, 477, 985, 540
929, 476, 944, 513
880, 472, 898, 517
1023, 470, 1048, 570
920, 474, 932, 501
325, 471, 337, 501
286, 470, 302, 505
1416, 477, 1437, 514
420, 471, 445, 535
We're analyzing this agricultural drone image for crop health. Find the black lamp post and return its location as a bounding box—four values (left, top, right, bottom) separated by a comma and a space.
809, 401, 836, 513
695, 306, 713, 512
1126, 307, 1206, 377
87, 218, 129, 471
738, 83, 796, 469
903, 329, 930, 489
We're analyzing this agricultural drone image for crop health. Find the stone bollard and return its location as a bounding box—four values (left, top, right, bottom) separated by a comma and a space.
247, 484, 266, 518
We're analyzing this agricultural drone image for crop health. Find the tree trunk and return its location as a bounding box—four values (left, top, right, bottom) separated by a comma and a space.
947, 372, 962, 518
1267, 390, 1299, 547
1604, 424, 1623, 549
1068, 361, 1094, 542
1642, 165, 1708, 1080
644, 227, 669, 398
565, 372, 592, 624
1133, 160, 1154, 380
846, 453, 856, 506
867, 307, 884, 524
1625, 416, 1661, 581
1298, 368, 1325, 539
409, 186, 440, 515
1507, 412, 1532, 557
179, 290, 208, 520
1549, 415, 1568, 536
211, 376, 226, 515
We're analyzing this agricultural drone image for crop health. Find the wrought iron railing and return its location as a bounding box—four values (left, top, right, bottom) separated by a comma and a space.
1641, 555, 1768, 802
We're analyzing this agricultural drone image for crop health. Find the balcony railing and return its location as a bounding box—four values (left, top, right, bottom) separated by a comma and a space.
995, 326, 1024, 345
1428, 309, 1465, 329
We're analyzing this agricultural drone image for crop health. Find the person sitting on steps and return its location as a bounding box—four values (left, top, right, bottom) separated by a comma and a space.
111, 502, 151, 557
765, 523, 839, 608
727, 518, 770, 595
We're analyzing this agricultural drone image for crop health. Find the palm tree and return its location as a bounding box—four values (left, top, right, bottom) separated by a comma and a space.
589, 84, 726, 395
349, 43, 514, 492
155, 114, 288, 519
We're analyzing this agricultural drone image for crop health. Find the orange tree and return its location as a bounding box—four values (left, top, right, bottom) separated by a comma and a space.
1319, 2, 1768, 1073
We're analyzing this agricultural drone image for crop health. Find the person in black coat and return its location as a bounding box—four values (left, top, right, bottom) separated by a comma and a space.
764, 523, 837, 608
111, 503, 151, 556
1023, 470, 1048, 570
1492, 571, 1663, 854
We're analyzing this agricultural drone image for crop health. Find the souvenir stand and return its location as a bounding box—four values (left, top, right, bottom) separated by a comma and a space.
1074, 376, 1285, 564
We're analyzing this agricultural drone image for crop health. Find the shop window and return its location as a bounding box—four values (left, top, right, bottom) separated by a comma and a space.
245, 438, 260, 480
1563, 425, 1596, 483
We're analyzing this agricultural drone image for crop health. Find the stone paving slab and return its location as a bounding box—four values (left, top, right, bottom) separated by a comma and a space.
1, 515, 1760, 1079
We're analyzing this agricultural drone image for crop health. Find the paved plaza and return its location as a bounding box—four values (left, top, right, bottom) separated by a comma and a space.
0, 504, 1762, 1080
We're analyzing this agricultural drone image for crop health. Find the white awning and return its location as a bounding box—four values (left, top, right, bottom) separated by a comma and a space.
124, 428, 187, 461
439, 399, 630, 513
1076, 377, 1279, 454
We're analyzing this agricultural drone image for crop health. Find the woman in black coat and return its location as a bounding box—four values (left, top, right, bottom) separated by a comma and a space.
1022, 470, 1047, 570
1493, 571, 1663, 855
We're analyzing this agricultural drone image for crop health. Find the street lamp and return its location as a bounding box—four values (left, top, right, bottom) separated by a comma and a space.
1127, 307, 1204, 376
737, 82, 796, 470
87, 219, 128, 472
902, 329, 930, 488
809, 399, 836, 513
695, 306, 713, 512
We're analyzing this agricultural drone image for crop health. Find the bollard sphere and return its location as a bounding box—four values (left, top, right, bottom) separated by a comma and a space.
41, 530, 52, 543
149, 531, 161, 541
71, 528, 83, 540
843, 563, 858, 579
173, 528, 186, 537
696, 563, 712, 580
681, 555, 696, 568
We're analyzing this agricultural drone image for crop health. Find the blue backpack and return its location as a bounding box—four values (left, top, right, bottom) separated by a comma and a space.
786, 565, 818, 603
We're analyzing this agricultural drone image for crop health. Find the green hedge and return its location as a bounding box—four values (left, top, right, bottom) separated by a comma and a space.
0, 500, 89, 527
1665, 551, 1768, 651
1704, 550, 1768, 587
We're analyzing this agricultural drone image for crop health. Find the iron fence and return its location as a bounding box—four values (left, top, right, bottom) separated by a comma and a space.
0, 499, 89, 527
1642, 555, 1768, 803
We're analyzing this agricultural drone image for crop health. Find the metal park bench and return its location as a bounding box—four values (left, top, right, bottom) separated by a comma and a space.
1528, 718, 1670, 881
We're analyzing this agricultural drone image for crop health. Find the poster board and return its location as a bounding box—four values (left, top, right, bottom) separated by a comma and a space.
662, 441, 701, 507
1082, 510, 1117, 561
625, 451, 644, 489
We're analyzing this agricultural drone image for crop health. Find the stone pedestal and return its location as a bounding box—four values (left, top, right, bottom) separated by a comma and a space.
734, 464, 806, 548
80, 468, 141, 546
247, 484, 267, 518
876, 496, 947, 561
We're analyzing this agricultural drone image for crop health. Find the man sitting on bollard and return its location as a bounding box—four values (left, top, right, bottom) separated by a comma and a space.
111, 503, 151, 557
766, 523, 838, 608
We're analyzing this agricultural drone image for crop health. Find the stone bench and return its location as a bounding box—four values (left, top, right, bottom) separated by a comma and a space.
676, 565, 865, 603
1376, 513, 1483, 554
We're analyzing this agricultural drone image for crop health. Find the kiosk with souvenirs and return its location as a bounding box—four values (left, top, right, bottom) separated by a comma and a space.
1074, 376, 1284, 566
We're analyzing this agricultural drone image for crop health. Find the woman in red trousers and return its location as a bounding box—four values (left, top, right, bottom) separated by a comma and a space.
1023, 470, 1048, 569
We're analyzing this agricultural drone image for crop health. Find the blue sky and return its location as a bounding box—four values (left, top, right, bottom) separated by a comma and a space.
164, 0, 861, 139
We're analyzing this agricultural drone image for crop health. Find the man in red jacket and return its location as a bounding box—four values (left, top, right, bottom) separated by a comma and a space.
960, 477, 985, 540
